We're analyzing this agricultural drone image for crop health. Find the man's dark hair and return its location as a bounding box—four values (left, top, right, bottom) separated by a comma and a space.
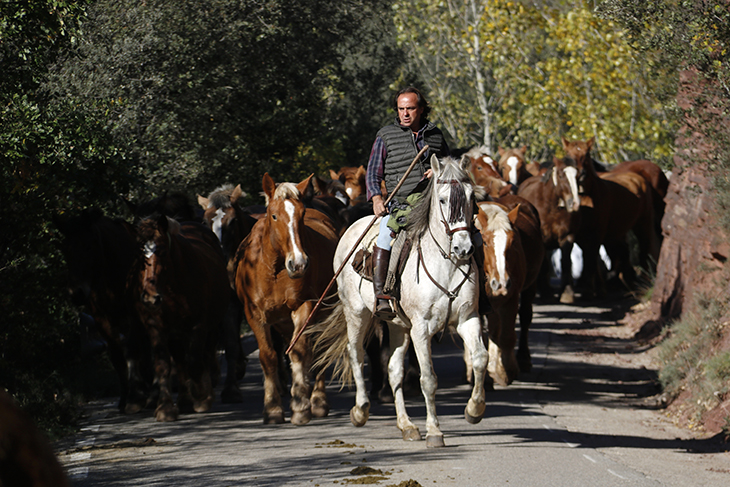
393, 86, 431, 121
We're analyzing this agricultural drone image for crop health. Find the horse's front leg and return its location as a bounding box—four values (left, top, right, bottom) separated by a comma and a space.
288, 303, 315, 425
147, 324, 178, 422
487, 297, 519, 386
388, 323, 421, 441
251, 321, 284, 424
409, 325, 443, 447
458, 315, 488, 426
345, 306, 373, 427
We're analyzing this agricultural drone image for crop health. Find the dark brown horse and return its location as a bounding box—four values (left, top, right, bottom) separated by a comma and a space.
516, 156, 582, 302
198, 184, 258, 403
563, 137, 658, 295
235, 173, 339, 425
329, 165, 367, 205
55, 209, 151, 413
132, 216, 230, 421
0, 390, 70, 487
611, 158, 668, 241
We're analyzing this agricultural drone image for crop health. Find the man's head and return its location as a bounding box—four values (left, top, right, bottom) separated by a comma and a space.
393, 87, 430, 131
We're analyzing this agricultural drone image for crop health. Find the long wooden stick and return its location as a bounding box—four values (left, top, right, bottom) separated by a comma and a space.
286, 145, 430, 354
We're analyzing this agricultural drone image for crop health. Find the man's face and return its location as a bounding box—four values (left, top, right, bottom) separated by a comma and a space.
397, 93, 424, 130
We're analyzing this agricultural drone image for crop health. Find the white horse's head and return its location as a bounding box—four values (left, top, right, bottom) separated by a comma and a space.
429, 154, 475, 261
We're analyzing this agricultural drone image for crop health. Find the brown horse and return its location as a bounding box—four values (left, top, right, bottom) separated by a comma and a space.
198, 184, 258, 403
132, 216, 230, 421
55, 209, 152, 413
0, 390, 70, 487
611, 158, 668, 239
235, 173, 339, 425
497, 146, 535, 186
496, 194, 545, 373
516, 156, 582, 302
563, 137, 658, 295
466, 146, 513, 198
330, 165, 367, 205
473, 196, 544, 384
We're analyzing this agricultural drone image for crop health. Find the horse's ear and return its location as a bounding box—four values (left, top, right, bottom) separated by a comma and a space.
356, 165, 366, 179
459, 154, 473, 174
262, 173, 276, 201
329, 169, 340, 181
587, 137, 595, 150
231, 184, 245, 204
430, 153, 442, 175
520, 145, 528, 155
507, 205, 520, 225
197, 194, 210, 209
498, 146, 505, 156
312, 176, 327, 195
167, 217, 181, 236
561, 136, 570, 149
297, 174, 315, 203
157, 214, 169, 234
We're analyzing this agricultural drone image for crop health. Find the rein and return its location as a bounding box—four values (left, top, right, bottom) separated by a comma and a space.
416, 240, 472, 300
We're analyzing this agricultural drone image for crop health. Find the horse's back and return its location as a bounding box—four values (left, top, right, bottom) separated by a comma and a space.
612, 159, 668, 198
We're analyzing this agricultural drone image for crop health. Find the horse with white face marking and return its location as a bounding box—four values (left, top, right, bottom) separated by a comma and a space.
235, 173, 338, 425
314, 154, 488, 448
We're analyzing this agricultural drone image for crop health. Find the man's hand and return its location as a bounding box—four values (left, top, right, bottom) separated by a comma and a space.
372, 195, 387, 216
425, 168, 433, 179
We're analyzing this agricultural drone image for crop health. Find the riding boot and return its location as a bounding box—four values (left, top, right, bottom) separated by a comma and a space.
472, 233, 493, 316
372, 245, 396, 321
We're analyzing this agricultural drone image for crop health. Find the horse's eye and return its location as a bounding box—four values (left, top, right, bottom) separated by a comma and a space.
271, 214, 278, 221
440, 197, 447, 205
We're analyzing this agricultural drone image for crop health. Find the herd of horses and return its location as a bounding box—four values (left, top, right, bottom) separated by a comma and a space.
54, 137, 668, 447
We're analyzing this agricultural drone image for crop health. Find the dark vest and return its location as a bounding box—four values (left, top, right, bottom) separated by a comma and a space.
377, 121, 446, 202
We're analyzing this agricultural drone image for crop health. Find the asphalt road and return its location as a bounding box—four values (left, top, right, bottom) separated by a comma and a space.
57, 297, 730, 486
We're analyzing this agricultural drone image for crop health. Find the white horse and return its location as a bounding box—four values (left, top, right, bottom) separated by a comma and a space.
314, 154, 488, 448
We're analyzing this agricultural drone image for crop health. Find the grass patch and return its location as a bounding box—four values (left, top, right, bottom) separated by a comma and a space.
657, 293, 729, 423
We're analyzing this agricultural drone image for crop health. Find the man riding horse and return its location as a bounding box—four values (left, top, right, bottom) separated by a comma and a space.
366, 86, 490, 319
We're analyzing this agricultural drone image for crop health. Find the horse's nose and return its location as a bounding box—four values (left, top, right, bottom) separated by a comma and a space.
142, 292, 161, 306
286, 254, 310, 278
452, 234, 474, 260
490, 276, 510, 296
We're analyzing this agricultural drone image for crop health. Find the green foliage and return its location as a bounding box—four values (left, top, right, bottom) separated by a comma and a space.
393, 0, 675, 164
47, 0, 405, 202
600, 0, 730, 231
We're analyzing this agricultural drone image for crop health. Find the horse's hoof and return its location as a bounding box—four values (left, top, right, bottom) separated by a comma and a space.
193, 396, 213, 413
465, 399, 486, 424
350, 404, 369, 427
311, 402, 329, 418
465, 409, 483, 424
425, 434, 445, 448
311, 393, 329, 418
263, 409, 285, 424
291, 410, 312, 425
221, 385, 244, 404
401, 427, 422, 442
155, 404, 179, 422
559, 287, 575, 304
124, 401, 144, 415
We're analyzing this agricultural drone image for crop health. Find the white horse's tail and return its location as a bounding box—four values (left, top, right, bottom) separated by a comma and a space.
310, 301, 375, 388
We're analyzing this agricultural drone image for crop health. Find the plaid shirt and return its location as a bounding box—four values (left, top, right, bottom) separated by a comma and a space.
366, 122, 449, 202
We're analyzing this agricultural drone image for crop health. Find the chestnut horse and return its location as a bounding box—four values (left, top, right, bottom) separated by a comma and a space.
611, 158, 668, 241
516, 156, 582, 302
563, 137, 658, 295
235, 173, 338, 425
497, 146, 536, 186
132, 216, 230, 421
466, 146, 513, 198
198, 184, 258, 403
55, 209, 151, 413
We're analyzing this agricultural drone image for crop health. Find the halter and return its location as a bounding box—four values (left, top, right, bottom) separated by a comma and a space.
417, 176, 474, 300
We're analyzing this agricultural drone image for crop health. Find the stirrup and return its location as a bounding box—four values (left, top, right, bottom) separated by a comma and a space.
374, 295, 397, 321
